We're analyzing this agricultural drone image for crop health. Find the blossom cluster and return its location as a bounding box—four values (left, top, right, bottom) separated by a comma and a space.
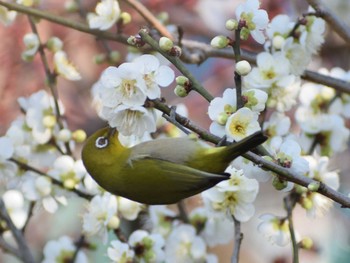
92, 54, 175, 137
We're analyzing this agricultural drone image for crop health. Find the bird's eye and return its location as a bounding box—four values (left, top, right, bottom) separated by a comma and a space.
95, 136, 109, 149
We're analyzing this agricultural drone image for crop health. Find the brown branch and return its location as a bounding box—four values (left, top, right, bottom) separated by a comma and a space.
231, 216, 243, 263
0, 199, 36, 263
121, 0, 173, 39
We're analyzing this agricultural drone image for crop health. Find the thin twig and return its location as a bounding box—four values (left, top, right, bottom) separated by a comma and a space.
232, 29, 244, 109
27, 16, 72, 156
0, 199, 36, 263
0, 236, 20, 257
121, 0, 173, 39
305, 0, 350, 45
177, 201, 189, 223
231, 216, 243, 263
69, 235, 86, 263
284, 195, 299, 263
9, 158, 93, 200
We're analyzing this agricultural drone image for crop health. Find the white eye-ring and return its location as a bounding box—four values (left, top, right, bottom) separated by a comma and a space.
95, 136, 109, 149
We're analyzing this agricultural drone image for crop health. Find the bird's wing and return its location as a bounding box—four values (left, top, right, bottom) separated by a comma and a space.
128, 137, 203, 165
119, 157, 229, 204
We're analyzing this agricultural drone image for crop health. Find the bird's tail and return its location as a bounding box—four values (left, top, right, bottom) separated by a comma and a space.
223, 131, 267, 162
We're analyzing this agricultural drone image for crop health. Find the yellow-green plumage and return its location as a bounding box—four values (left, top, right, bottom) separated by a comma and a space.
82, 127, 266, 204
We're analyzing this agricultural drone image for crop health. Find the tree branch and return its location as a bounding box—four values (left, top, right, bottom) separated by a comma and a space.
0, 199, 36, 263
231, 216, 243, 263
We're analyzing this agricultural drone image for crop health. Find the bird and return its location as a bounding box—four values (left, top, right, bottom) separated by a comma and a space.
81, 127, 267, 205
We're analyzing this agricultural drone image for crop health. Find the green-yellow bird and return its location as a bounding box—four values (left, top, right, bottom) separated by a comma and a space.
81, 127, 266, 205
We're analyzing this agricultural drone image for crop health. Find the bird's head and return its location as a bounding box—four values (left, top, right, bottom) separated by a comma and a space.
81, 127, 127, 166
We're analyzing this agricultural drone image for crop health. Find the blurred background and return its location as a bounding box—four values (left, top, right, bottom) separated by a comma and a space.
0, 0, 350, 262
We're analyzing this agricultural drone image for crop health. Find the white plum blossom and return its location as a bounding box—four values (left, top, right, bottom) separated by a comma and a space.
244, 52, 291, 89
101, 105, 157, 137
0, 6, 17, 26
21, 33, 39, 61
117, 197, 143, 220
53, 50, 81, 81
270, 138, 309, 176
21, 171, 63, 214
266, 14, 293, 41
298, 7, 326, 55
258, 213, 291, 246
42, 236, 88, 263
189, 207, 234, 247
48, 155, 87, 190
263, 112, 291, 144
82, 192, 119, 243
208, 88, 236, 129
132, 54, 174, 99
299, 155, 339, 217
148, 205, 177, 237
243, 88, 268, 112
108, 240, 135, 263
0, 136, 18, 180
165, 224, 217, 263
87, 0, 120, 30
235, 0, 269, 44
98, 64, 147, 107
225, 107, 261, 141
2, 190, 28, 229
128, 230, 165, 262
18, 90, 62, 145
231, 156, 271, 182
202, 167, 259, 222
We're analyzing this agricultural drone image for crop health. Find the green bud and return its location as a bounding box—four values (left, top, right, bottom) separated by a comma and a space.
240, 28, 250, 40
157, 12, 169, 23
300, 196, 313, 210
217, 112, 228, 125
175, 76, 189, 86
295, 185, 308, 194
93, 53, 107, 64
307, 181, 320, 192
107, 216, 120, 229
42, 115, 57, 128
174, 85, 188, 97
46, 37, 63, 52
272, 176, 288, 190
64, 0, 78, 12
300, 237, 313, 250
21, 53, 35, 62
159, 36, 174, 52
120, 12, 132, 24
225, 19, 238, 31
72, 129, 87, 143
210, 35, 230, 49
108, 51, 121, 64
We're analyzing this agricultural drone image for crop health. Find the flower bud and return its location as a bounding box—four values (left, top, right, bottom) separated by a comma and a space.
46, 37, 63, 52
107, 215, 120, 229
175, 76, 189, 86
240, 28, 250, 40
127, 36, 145, 47
63, 178, 76, 190
272, 35, 285, 50
159, 37, 174, 52
307, 181, 320, 192
211, 35, 230, 49
72, 129, 87, 143
108, 51, 121, 64
57, 129, 72, 142
64, 0, 79, 13
217, 112, 229, 125
93, 53, 107, 64
235, 60, 251, 76
174, 85, 188, 97
225, 19, 238, 31
272, 176, 288, 190
169, 46, 182, 57
300, 196, 313, 210
300, 237, 313, 250
43, 115, 57, 128
120, 12, 132, 24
